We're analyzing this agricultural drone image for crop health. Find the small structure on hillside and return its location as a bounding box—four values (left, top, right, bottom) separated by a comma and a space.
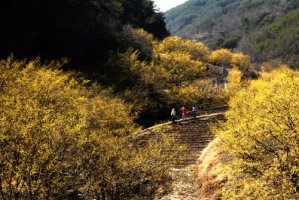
206, 63, 229, 89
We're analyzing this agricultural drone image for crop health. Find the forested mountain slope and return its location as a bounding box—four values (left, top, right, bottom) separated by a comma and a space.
0, 0, 170, 124
243, 9, 299, 66
165, 0, 299, 67
0, 0, 169, 76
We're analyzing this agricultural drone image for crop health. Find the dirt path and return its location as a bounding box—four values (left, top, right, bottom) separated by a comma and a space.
158, 165, 199, 200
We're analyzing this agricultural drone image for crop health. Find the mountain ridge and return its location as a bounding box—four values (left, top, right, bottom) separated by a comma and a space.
165, 0, 299, 67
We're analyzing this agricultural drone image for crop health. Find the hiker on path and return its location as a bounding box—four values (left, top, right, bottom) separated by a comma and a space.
181, 106, 188, 120
191, 105, 197, 118
170, 108, 176, 122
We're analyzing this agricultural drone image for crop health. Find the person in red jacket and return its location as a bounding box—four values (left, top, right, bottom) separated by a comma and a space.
181, 106, 189, 119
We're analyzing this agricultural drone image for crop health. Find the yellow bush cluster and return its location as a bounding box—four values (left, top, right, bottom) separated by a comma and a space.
117, 36, 241, 111
213, 67, 299, 199
0, 57, 182, 199
208, 48, 251, 70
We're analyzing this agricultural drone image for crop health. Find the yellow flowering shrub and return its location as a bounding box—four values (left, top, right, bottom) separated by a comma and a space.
231, 52, 251, 70
166, 79, 228, 108
213, 67, 299, 199
0, 57, 183, 199
155, 36, 210, 61
227, 67, 243, 96
208, 48, 233, 66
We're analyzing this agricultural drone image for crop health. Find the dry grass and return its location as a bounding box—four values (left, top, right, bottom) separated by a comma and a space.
196, 138, 228, 200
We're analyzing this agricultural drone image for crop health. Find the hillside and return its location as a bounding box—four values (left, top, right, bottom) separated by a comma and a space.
165, 0, 299, 67
2, 1, 299, 199
0, 0, 169, 80
197, 138, 227, 200
242, 8, 299, 67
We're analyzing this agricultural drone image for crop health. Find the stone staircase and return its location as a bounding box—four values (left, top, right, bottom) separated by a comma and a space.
171, 115, 223, 166
135, 110, 226, 200
137, 112, 225, 167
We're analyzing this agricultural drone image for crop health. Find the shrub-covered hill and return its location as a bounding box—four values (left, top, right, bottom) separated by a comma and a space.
0, 57, 185, 199
213, 67, 299, 199
165, 0, 299, 67
0, 0, 258, 127
196, 67, 299, 200
242, 8, 299, 67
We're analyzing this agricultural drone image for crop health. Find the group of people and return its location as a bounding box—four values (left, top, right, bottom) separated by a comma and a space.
170, 105, 198, 122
